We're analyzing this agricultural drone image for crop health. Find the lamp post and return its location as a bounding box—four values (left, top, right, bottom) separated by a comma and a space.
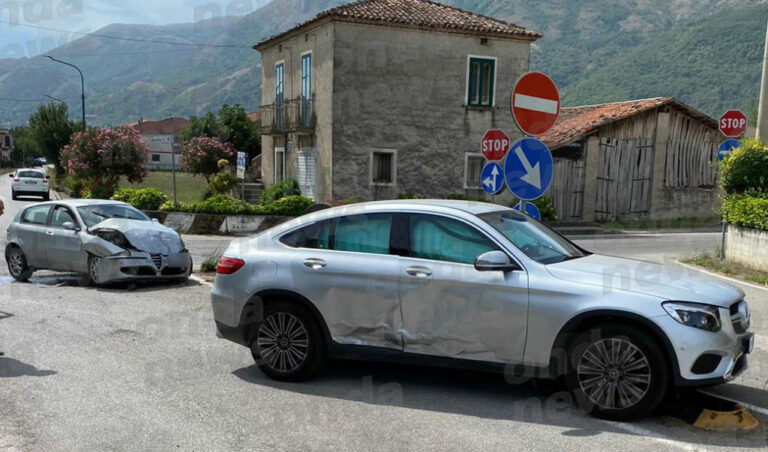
45, 56, 86, 132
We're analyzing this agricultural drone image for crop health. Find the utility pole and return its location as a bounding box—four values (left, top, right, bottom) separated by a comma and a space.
756, 18, 768, 140
46, 56, 86, 132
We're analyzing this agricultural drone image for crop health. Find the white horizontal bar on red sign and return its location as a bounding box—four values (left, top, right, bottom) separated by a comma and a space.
514, 93, 558, 114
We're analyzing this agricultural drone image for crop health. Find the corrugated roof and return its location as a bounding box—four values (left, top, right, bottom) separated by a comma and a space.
255, 0, 540, 50
540, 97, 718, 150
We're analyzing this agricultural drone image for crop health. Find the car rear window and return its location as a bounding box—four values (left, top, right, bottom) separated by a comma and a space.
21, 205, 51, 225
18, 171, 44, 178
280, 220, 332, 249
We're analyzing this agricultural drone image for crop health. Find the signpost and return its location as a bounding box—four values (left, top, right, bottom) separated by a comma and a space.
503, 137, 554, 201
481, 129, 510, 161
510, 72, 560, 136
480, 162, 505, 195
237, 151, 246, 200
718, 139, 741, 161
719, 110, 748, 138
513, 202, 541, 221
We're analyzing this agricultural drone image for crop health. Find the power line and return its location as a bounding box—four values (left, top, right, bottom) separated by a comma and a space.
0, 96, 78, 102
0, 19, 255, 49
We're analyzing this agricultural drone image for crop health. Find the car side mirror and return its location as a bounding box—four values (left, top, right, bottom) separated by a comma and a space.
8, 173, 13, 177
474, 251, 519, 272
62, 222, 80, 231
151, 218, 159, 223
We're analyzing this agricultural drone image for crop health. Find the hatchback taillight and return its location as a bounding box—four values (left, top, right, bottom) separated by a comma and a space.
13, 177, 19, 182
217, 257, 245, 275
42, 178, 48, 183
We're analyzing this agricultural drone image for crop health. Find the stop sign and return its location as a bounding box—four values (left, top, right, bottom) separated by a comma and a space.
719, 110, 748, 138
481, 129, 510, 161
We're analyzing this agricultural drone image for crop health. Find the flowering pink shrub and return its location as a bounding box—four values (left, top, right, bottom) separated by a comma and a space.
60, 126, 150, 199
181, 136, 236, 182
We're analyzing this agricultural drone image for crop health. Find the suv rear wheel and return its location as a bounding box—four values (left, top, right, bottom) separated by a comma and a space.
566, 324, 669, 421
250, 301, 326, 382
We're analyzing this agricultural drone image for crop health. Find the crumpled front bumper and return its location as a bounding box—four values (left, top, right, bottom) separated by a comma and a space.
96, 250, 192, 283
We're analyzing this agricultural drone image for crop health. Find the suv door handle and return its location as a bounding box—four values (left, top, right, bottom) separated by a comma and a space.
303, 258, 327, 270
406, 266, 432, 278
46, 230, 54, 236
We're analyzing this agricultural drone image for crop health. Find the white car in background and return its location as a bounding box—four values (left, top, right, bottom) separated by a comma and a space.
10, 168, 50, 201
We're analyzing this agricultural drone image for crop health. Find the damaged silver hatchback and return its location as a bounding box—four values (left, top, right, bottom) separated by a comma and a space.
5, 200, 192, 285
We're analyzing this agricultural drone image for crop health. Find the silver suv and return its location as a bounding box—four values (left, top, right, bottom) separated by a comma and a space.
211, 200, 753, 420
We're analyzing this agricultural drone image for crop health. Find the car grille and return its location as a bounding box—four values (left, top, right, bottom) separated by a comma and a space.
151, 254, 163, 270
730, 300, 750, 334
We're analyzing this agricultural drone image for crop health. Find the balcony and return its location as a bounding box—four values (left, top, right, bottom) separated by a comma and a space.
259, 96, 315, 136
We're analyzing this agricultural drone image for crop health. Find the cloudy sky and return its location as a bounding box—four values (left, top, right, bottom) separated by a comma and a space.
0, 0, 273, 58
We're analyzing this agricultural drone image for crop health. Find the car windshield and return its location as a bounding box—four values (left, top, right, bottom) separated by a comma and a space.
77, 204, 149, 227
18, 171, 44, 178
479, 210, 587, 264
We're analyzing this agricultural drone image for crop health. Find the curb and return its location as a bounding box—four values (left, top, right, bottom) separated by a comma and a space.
691, 404, 759, 431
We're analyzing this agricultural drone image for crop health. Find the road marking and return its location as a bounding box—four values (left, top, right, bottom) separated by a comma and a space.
674, 260, 768, 293
698, 391, 768, 417
600, 420, 702, 451
514, 93, 558, 114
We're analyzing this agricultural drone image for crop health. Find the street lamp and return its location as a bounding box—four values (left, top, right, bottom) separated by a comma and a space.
45, 56, 85, 132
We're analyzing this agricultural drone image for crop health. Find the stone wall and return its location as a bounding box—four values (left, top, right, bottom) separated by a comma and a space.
725, 225, 768, 272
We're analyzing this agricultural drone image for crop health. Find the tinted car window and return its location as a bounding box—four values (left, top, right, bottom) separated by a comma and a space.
18, 171, 44, 178
50, 207, 77, 228
280, 220, 332, 249
21, 205, 51, 225
409, 214, 498, 264
334, 214, 392, 255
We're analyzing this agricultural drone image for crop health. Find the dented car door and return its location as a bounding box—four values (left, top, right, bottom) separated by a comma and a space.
398, 213, 529, 363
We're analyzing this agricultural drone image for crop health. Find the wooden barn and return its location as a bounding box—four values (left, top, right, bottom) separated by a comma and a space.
540, 97, 721, 222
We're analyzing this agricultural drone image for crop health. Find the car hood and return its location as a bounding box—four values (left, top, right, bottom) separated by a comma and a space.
546, 254, 744, 308
91, 219, 184, 254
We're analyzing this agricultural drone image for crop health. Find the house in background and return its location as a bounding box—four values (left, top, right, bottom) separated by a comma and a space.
133, 118, 190, 170
255, 0, 539, 202
0, 125, 13, 165
540, 97, 721, 222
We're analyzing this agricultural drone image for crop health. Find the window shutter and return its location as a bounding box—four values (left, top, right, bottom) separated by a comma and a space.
297, 151, 317, 201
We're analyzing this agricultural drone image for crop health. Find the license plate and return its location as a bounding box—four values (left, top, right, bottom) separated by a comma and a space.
742, 333, 755, 354
24, 180, 36, 185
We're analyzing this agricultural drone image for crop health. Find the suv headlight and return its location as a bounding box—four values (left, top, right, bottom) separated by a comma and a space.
662, 301, 721, 332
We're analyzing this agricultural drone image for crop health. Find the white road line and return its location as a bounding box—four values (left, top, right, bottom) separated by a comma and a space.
674, 260, 768, 293
698, 390, 768, 417
600, 420, 703, 451
513, 93, 558, 114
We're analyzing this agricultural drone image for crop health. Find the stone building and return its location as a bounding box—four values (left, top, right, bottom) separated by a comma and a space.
540, 97, 721, 222
255, 0, 539, 202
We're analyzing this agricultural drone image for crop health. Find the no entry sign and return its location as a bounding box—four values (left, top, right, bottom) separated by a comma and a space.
481, 129, 510, 161
719, 110, 748, 138
510, 72, 560, 136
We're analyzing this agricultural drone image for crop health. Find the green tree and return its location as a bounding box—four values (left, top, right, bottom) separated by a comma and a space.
10, 126, 43, 166
182, 104, 261, 159
28, 102, 77, 174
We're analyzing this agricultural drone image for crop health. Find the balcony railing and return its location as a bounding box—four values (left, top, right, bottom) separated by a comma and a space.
260, 96, 315, 136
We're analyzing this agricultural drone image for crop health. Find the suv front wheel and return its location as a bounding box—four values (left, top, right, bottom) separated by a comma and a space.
566, 324, 669, 421
250, 301, 326, 382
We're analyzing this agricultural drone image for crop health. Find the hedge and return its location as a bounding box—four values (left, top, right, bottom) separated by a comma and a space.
159, 194, 313, 217
111, 188, 168, 211
260, 179, 301, 205
721, 193, 768, 232
719, 138, 768, 194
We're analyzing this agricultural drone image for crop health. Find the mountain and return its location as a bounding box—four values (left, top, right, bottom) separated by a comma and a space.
0, 0, 766, 126
561, 4, 768, 115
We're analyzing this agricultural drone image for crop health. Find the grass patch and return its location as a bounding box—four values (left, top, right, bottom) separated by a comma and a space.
682, 251, 768, 287
121, 171, 208, 204
601, 216, 722, 230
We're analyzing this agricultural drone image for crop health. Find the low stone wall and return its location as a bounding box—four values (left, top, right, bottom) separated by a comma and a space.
725, 225, 768, 272
651, 188, 720, 221
143, 211, 291, 236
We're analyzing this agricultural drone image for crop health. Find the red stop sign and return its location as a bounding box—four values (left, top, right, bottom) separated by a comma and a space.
719, 110, 748, 138
481, 129, 510, 161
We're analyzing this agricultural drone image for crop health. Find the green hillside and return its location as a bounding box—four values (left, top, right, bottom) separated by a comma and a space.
562, 4, 768, 115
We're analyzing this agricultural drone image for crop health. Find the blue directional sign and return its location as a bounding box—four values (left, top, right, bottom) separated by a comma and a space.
718, 139, 740, 161
513, 202, 541, 221
480, 162, 505, 195
503, 138, 554, 201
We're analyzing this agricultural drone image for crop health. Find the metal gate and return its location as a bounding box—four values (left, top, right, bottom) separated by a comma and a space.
595, 138, 654, 221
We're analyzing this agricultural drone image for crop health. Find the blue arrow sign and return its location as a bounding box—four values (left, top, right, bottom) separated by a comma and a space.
718, 139, 740, 161
513, 202, 541, 221
480, 162, 505, 195
503, 138, 554, 201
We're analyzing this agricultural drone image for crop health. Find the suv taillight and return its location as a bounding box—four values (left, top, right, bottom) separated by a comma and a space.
13, 177, 19, 182
217, 257, 245, 275
42, 178, 48, 183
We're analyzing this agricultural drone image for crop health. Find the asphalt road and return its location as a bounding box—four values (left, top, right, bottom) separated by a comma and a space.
1, 176, 767, 450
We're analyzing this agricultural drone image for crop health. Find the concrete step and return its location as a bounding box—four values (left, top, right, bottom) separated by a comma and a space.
236, 182, 264, 204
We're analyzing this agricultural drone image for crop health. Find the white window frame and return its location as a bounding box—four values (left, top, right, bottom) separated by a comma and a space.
464, 152, 484, 189
369, 148, 397, 187
274, 146, 286, 182
464, 55, 498, 108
